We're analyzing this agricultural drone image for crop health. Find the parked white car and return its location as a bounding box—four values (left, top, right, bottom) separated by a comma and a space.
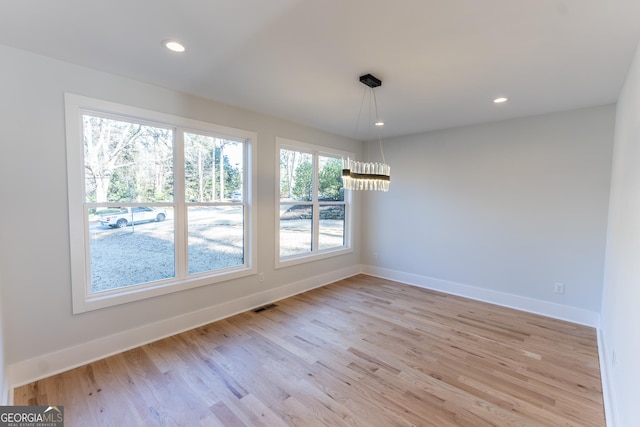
98, 207, 166, 228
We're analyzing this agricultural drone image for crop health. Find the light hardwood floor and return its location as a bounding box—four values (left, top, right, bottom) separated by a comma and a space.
14, 275, 605, 426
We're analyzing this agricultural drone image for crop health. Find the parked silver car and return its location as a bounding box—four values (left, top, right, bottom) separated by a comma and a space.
98, 207, 166, 228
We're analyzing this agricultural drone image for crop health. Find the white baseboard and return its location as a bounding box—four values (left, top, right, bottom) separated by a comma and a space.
8, 265, 360, 389
361, 265, 600, 327
597, 329, 618, 427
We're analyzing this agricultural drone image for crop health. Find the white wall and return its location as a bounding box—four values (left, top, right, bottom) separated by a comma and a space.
601, 41, 640, 427
363, 106, 614, 316
0, 266, 7, 404
0, 44, 363, 381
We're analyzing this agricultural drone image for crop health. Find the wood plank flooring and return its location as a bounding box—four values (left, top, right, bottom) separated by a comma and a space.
14, 275, 605, 426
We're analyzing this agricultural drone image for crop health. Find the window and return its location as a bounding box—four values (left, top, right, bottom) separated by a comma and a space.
277, 137, 352, 267
66, 94, 256, 313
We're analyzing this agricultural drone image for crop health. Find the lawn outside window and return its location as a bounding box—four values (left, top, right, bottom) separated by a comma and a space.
276, 137, 353, 268
65, 94, 256, 313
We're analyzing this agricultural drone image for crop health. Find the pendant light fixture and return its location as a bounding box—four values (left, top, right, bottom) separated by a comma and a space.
342, 73, 391, 192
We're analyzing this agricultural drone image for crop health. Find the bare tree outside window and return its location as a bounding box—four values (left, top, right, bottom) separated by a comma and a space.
83, 115, 245, 293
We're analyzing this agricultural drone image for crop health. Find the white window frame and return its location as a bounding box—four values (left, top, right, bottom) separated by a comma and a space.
65, 93, 257, 314
275, 137, 353, 268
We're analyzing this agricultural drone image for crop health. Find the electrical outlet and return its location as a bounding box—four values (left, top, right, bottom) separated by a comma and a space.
259, 272, 264, 282
554, 282, 565, 294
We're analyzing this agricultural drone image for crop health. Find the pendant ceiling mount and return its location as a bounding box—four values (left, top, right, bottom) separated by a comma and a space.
359, 73, 382, 88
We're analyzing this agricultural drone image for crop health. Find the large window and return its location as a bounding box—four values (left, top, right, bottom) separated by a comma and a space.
66, 94, 256, 313
277, 138, 352, 266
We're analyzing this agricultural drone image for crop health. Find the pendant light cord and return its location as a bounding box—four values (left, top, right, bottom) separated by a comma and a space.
372, 88, 387, 164
354, 86, 387, 164
354, 87, 367, 141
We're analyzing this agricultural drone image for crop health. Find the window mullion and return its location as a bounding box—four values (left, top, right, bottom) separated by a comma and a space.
312, 151, 320, 253
174, 128, 187, 278
243, 138, 250, 268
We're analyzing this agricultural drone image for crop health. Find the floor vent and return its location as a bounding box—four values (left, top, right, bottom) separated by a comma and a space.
253, 303, 278, 313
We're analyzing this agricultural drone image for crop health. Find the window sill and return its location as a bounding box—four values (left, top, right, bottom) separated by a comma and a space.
73, 266, 257, 314
275, 247, 353, 270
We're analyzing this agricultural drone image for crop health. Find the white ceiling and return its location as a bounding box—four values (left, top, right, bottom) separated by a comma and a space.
2, 0, 639, 140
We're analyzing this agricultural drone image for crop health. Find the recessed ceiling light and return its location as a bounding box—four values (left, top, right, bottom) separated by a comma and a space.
163, 40, 186, 53
374, 121, 384, 127
493, 97, 508, 104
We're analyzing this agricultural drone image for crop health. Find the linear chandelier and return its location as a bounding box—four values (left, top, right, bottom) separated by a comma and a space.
342, 73, 391, 192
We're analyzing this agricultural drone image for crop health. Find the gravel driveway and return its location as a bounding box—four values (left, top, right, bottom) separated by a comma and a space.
88, 206, 345, 293
89, 207, 243, 293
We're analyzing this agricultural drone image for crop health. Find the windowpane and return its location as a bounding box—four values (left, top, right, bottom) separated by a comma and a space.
277, 140, 352, 265
89, 207, 175, 292
280, 204, 313, 257
83, 115, 173, 203
184, 133, 244, 202
319, 204, 345, 250
318, 155, 344, 201
188, 206, 244, 274
280, 150, 313, 202
68, 95, 256, 313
